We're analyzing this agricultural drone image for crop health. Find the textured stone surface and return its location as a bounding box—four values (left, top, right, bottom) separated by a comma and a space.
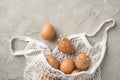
0, 0, 120, 80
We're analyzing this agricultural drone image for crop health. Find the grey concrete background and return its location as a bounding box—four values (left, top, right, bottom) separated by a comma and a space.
0, 0, 120, 80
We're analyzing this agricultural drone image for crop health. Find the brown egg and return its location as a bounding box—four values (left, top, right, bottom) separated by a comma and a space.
41, 75, 54, 80
71, 70, 79, 74
75, 52, 90, 70
46, 55, 59, 69
60, 58, 74, 74
58, 38, 74, 54
40, 24, 54, 40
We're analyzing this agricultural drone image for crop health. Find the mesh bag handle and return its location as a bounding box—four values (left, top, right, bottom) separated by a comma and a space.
86, 19, 115, 42
10, 36, 51, 57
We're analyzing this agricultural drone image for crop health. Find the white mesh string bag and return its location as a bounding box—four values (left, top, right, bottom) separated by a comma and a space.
10, 19, 115, 80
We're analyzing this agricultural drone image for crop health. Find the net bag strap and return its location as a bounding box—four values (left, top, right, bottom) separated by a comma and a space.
10, 36, 48, 57
86, 19, 115, 42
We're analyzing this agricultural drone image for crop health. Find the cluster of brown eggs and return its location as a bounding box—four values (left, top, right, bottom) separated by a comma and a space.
46, 53, 90, 74
40, 24, 90, 80
44, 52, 90, 80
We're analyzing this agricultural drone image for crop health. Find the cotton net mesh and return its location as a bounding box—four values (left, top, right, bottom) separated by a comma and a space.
23, 34, 103, 80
